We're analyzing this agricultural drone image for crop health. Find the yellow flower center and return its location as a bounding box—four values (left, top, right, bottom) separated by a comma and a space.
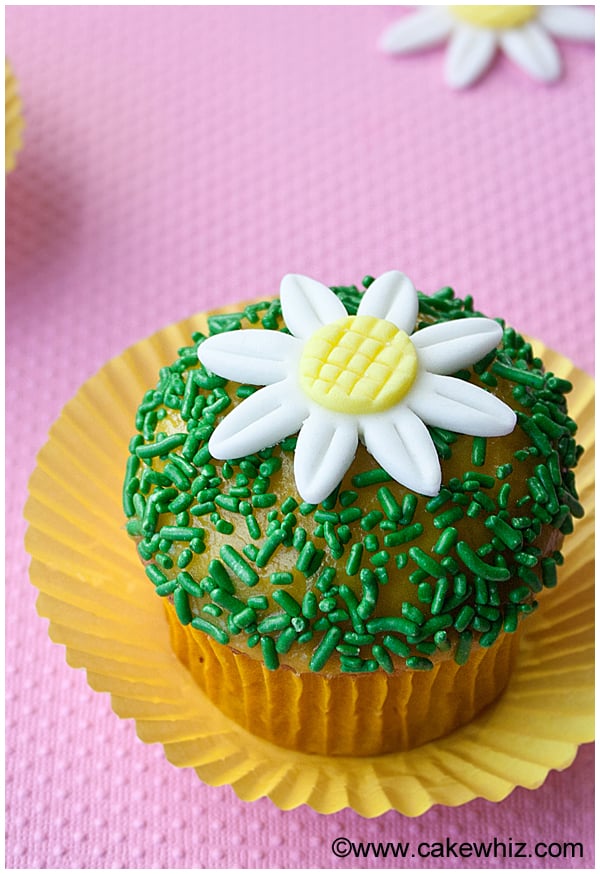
299, 315, 418, 414
450, 5, 537, 29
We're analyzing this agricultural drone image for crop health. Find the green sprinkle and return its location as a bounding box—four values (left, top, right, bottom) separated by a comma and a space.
364, 533, 378, 552
245, 515, 261, 540
541, 558, 558, 588
361, 510, 384, 531
214, 494, 239, 513
298, 502, 316, 516
340, 490, 358, 507
281, 497, 298, 514
496, 463, 513, 480
377, 487, 402, 521
338, 584, 365, 631
252, 492, 277, 509
402, 603, 425, 625
215, 519, 234, 534
345, 543, 363, 576
366, 616, 418, 636
160, 526, 201, 542
255, 531, 284, 568
433, 506, 464, 529
242, 544, 258, 562
418, 582, 433, 604
431, 578, 449, 615
357, 569, 378, 621
126, 519, 142, 536
173, 587, 193, 625
384, 523, 424, 547
352, 468, 391, 488
272, 590, 302, 617
314, 510, 339, 524
466, 501, 482, 519
136, 433, 186, 458
296, 541, 317, 574
408, 547, 444, 577
454, 631, 473, 665
309, 626, 343, 672
465, 471, 495, 488
191, 617, 229, 645
382, 634, 410, 658
155, 580, 178, 596
535, 464, 559, 514
426, 488, 451, 514
509, 585, 531, 603
302, 592, 318, 619
471, 436, 487, 466
503, 604, 518, 633
484, 515, 523, 551
146, 564, 167, 586
176, 571, 204, 597
474, 577, 488, 604
220, 545, 259, 587
434, 630, 451, 652
260, 636, 279, 671
432, 527, 458, 555
339, 507, 362, 524
270, 572, 293, 586
406, 656, 433, 671
400, 494, 418, 524
293, 527, 307, 550
492, 361, 545, 389
372, 645, 394, 673
370, 550, 390, 567
518, 566, 543, 593
316, 567, 336, 592
456, 541, 511, 581
274, 627, 297, 654
454, 605, 475, 632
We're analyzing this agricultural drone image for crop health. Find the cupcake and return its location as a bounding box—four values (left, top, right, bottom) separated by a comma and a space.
123, 272, 583, 756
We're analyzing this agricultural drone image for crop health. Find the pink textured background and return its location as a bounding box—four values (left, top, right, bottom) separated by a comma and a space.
6, 6, 594, 869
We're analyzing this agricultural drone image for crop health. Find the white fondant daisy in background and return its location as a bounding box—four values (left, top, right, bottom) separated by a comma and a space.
198, 272, 516, 504
379, 5, 595, 89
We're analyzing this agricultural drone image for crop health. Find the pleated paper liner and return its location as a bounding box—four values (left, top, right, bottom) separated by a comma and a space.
25, 308, 594, 817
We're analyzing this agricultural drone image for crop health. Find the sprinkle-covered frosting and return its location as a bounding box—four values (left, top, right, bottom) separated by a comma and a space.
124, 277, 584, 675
199, 272, 516, 503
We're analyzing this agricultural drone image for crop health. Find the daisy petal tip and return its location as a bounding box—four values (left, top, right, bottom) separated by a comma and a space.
418, 468, 443, 498
499, 406, 518, 435
207, 430, 227, 461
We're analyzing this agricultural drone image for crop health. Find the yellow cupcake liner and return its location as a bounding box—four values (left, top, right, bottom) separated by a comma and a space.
165, 599, 524, 756
25, 308, 594, 817
5, 59, 24, 172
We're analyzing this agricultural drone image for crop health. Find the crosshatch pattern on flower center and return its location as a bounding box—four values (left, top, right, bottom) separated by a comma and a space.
449, 5, 537, 29
299, 314, 418, 414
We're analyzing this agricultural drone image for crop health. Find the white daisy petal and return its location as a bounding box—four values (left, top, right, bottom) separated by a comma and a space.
357, 270, 419, 333
198, 330, 302, 385
499, 22, 562, 82
538, 5, 595, 42
280, 274, 347, 339
294, 414, 358, 504
379, 7, 454, 54
445, 24, 497, 89
407, 372, 517, 436
208, 380, 307, 460
362, 407, 442, 497
412, 318, 503, 375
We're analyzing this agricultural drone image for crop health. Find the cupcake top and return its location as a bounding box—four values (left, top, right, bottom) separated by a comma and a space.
123, 274, 584, 674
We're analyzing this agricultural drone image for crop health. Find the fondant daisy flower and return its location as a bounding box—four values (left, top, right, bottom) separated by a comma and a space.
198, 272, 516, 503
379, 5, 595, 89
